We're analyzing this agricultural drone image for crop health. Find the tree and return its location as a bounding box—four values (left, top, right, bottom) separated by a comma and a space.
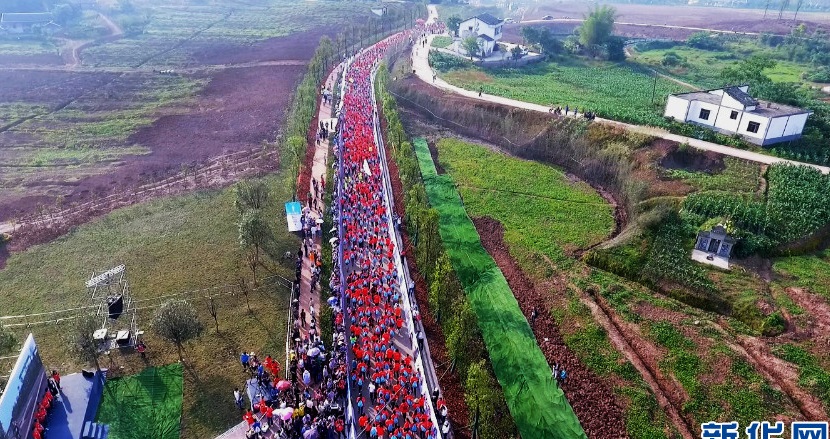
606, 36, 626, 61
794, 0, 805, 20
0, 325, 16, 356
687, 32, 722, 51
51, 4, 78, 26
66, 315, 102, 371
152, 300, 203, 360
510, 45, 523, 61
285, 136, 305, 199
207, 296, 219, 332
238, 209, 275, 284
238, 277, 252, 314
521, 26, 541, 46
578, 5, 616, 47
778, 0, 791, 20
721, 55, 776, 87
235, 179, 269, 213
461, 35, 482, 60
446, 15, 462, 37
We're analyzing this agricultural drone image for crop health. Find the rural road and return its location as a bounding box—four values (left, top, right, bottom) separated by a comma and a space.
415, 6, 829, 174
519, 18, 761, 36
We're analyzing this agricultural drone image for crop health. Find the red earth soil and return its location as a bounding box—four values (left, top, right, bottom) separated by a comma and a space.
378, 100, 472, 439
527, 3, 830, 33
0, 30, 330, 224
472, 216, 628, 439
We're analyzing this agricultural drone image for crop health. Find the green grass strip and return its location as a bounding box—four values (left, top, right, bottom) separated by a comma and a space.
96, 363, 184, 439
413, 137, 587, 439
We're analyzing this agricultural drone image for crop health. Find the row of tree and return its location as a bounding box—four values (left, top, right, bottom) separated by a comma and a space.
521, 5, 625, 61
376, 65, 519, 439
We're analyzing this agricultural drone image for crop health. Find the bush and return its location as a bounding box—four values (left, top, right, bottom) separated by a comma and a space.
686, 32, 723, 51
804, 66, 830, 83
661, 51, 683, 67
760, 311, 786, 336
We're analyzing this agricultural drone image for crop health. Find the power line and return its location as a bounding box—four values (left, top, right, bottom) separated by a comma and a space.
0, 273, 293, 327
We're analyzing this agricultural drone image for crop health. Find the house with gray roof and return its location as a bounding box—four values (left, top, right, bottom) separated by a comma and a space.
458, 13, 504, 57
664, 85, 813, 145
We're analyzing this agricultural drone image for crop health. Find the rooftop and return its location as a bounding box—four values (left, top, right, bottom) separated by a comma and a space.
723, 86, 759, 107
468, 13, 503, 26
672, 87, 810, 118
674, 91, 722, 105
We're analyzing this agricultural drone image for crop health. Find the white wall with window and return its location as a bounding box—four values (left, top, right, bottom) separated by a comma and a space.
687, 101, 720, 127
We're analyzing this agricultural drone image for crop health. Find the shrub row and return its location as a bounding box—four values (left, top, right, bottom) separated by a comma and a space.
376, 65, 519, 439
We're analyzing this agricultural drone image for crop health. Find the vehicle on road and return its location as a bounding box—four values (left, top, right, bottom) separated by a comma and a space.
542, 15, 554, 20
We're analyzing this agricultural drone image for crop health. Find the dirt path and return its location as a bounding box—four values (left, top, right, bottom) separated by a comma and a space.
521, 18, 763, 36
98, 12, 124, 38
472, 216, 628, 439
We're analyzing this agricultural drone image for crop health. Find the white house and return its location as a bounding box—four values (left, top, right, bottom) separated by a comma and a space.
458, 13, 504, 56
0, 12, 54, 34
664, 86, 812, 146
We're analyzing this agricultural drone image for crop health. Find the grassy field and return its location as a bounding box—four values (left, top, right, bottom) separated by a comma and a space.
436, 138, 614, 265
433, 135, 807, 435
439, 59, 690, 127
773, 250, 830, 299
632, 45, 812, 89
0, 176, 297, 438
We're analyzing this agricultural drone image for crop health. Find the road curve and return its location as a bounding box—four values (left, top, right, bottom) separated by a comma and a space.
415, 6, 828, 174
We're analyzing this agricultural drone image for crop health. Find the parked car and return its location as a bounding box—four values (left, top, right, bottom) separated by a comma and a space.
504, 17, 515, 23
542, 15, 554, 20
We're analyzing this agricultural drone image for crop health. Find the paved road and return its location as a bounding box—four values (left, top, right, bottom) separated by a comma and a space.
416, 6, 828, 174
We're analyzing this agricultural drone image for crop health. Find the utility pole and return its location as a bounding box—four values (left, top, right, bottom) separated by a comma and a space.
651, 71, 658, 106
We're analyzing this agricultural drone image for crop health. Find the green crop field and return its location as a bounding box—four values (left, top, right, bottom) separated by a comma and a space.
0, 176, 296, 438
436, 138, 614, 266
439, 59, 691, 127
431, 36, 453, 49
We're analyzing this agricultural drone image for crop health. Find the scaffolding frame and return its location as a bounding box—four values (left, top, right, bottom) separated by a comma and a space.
86, 265, 139, 353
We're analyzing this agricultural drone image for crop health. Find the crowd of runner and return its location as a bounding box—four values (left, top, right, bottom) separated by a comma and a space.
328, 29, 443, 439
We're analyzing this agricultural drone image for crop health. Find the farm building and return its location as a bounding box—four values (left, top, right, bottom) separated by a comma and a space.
664, 86, 812, 146
458, 13, 504, 56
692, 224, 736, 269
0, 12, 55, 34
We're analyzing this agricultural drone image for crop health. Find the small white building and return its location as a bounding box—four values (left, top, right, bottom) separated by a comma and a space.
458, 13, 504, 56
0, 12, 54, 34
664, 86, 812, 146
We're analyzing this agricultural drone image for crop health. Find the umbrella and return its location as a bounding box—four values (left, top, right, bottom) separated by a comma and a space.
308, 347, 321, 357
416, 18, 425, 24
327, 296, 338, 306
304, 428, 319, 439
329, 237, 338, 244
280, 407, 295, 421
275, 380, 291, 391
316, 218, 324, 224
